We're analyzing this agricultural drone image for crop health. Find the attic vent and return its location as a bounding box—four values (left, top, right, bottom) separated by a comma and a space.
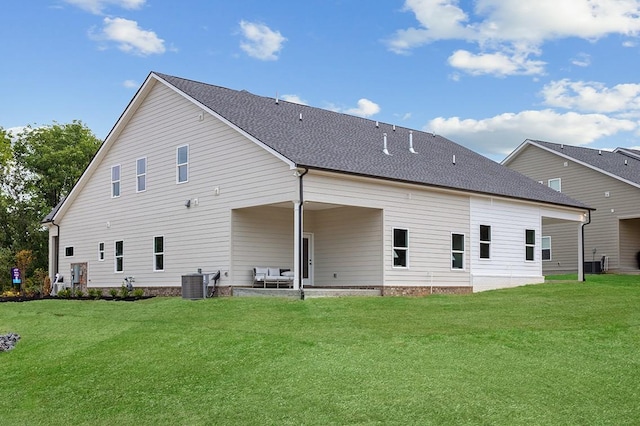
383, 133, 390, 155
409, 131, 417, 154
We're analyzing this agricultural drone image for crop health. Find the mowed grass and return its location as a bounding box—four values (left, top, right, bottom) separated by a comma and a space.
1, 275, 639, 425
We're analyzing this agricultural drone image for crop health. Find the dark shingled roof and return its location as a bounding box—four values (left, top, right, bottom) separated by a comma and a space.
154, 72, 589, 210
529, 140, 640, 187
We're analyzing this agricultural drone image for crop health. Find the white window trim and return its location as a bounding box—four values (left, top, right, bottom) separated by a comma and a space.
542, 236, 552, 261
114, 240, 124, 273
525, 229, 536, 262
451, 232, 465, 270
548, 178, 561, 192
392, 227, 409, 269
176, 145, 189, 184
479, 225, 491, 260
136, 157, 147, 193
111, 164, 121, 198
98, 242, 105, 262
153, 235, 164, 272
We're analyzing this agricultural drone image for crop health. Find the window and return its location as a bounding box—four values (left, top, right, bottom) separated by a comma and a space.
542, 236, 551, 261
525, 229, 535, 261
111, 165, 121, 197
65, 246, 74, 257
115, 240, 124, 272
154, 236, 164, 271
136, 157, 147, 192
451, 233, 465, 269
548, 178, 561, 192
177, 145, 188, 183
392, 228, 408, 268
479, 225, 491, 259
98, 242, 105, 261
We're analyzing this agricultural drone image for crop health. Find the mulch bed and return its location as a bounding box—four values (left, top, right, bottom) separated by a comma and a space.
0, 295, 155, 303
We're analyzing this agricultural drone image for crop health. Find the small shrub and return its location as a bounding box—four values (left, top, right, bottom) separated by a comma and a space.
119, 285, 130, 299
108, 288, 118, 298
74, 288, 84, 298
88, 288, 102, 300
58, 288, 72, 298
1, 289, 21, 298
133, 288, 144, 299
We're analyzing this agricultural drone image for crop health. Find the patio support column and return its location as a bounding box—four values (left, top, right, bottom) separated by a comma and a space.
293, 201, 301, 290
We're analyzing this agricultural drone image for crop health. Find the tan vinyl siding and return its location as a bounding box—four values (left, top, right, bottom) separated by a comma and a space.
507, 144, 640, 273
57, 81, 297, 288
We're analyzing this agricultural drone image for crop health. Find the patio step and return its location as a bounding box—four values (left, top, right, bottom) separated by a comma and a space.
232, 287, 382, 298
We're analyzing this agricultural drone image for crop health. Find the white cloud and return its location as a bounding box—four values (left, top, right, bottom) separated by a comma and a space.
387, 0, 640, 76
571, 53, 591, 67
123, 79, 138, 89
344, 99, 381, 117
542, 79, 640, 113
64, 0, 145, 15
428, 109, 636, 156
95, 17, 165, 56
448, 49, 545, 76
239, 20, 286, 61
281, 94, 307, 105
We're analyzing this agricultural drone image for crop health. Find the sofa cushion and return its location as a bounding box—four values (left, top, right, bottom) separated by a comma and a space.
255, 267, 269, 277
281, 271, 294, 277
268, 267, 281, 277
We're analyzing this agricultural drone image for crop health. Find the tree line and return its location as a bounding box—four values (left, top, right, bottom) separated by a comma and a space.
1, 121, 101, 292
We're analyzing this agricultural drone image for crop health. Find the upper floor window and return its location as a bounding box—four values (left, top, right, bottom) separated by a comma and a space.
111, 165, 121, 197
525, 229, 536, 261
177, 145, 189, 183
480, 225, 491, 259
65, 246, 74, 257
393, 228, 408, 268
548, 178, 561, 192
452, 233, 465, 269
136, 157, 147, 192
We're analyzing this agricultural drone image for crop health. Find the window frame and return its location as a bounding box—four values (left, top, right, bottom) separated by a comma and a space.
114, 240, 124, 273
451, 233, 465, 270
392, 228, 409, 269
479, 225, 491, 260
136, 157, 147, 192
176, 145, 189, 184
111, 164, 121, 198
542, 236, 551, 261
153, 236, 164, 272
548, 178, 561, 192
98, 242, 105, 261
65, 246, 74, 257
525, 229, 536, 262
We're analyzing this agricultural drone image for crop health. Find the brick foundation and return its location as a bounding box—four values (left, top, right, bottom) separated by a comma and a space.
382, 286, 472, 296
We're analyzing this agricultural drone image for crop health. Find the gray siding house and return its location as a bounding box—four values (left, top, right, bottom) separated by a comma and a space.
44, 73, 590, 296
503, 140, 640, 274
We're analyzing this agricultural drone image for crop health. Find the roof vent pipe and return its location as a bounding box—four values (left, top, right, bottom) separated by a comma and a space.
392, 124, 396, 131
375, 121, 379, 128
383, 133, 390, 155
598, 150, 602, 155
561, 144, 564, 149
625, 159, 628, 165
452, 154, 456, 165
409, 131, 417, 154
299, 113, 303, 121
275, 92, 279, 104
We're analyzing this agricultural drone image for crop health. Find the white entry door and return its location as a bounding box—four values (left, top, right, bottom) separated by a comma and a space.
303, 233, 314, 286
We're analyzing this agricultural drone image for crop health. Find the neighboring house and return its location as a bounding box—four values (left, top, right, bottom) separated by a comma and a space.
503, 139, 640, 274
43, 73, 590, 296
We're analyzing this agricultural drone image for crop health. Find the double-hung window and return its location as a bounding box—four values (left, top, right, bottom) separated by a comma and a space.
542, 236, 551, 261
525, 229, 536, 261
154, 236, 164, 271
115, 240, 124, 272
111, 165, 121, 197
177, 145, 189, 183
480, 225, 491, 259
452, 233, 465, 269
393, 228, 408, 268
136, 157, 147, 192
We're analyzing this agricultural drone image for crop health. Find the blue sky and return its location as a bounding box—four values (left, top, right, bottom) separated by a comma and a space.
2, 0, 640, 161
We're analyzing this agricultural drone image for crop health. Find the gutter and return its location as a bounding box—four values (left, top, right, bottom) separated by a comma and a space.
298, 167, 309, 300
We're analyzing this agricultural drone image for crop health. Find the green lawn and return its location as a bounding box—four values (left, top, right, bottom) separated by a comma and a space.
1, 276, 639, 425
